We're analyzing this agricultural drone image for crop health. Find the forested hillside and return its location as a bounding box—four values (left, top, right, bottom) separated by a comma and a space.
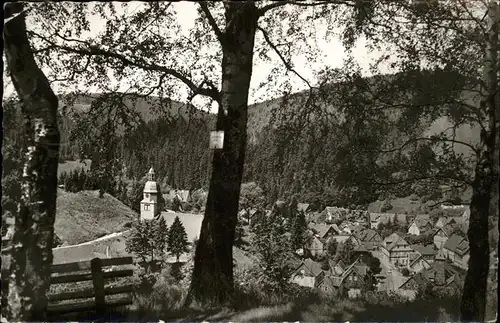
2, 69, 480, 212
244, 69, 480, 207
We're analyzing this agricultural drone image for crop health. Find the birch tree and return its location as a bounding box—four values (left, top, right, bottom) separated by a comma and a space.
3, 2, 60, 321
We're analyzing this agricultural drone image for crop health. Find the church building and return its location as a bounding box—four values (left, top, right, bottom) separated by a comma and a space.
140, 167, 161, 221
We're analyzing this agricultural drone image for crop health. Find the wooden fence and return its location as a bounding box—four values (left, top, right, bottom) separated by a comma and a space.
1, 255, 136, 318
49, 256, 135, 317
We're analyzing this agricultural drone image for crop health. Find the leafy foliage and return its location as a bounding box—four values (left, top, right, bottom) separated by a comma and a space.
338, 239, 355, 264
251, 215, 294, 295
239, 182, 265, 214
326, 238, 339, 258
1, 100, 24, 233
234, 219, 245, 246
58, 169, 99, 193
126, 219, 167, 267
291, 210, 307, 251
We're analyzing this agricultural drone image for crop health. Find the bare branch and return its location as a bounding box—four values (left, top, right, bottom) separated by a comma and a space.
32, 45, 58, 54
30, 31, 221, 103
257, 0, 354, 16
199, 2, 226, 46
48, 55, 92, 84
360, 135, 480, 156
257, 25, 312, 89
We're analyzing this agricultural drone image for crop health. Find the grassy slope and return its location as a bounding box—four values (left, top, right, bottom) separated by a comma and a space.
55, 189, 136, 245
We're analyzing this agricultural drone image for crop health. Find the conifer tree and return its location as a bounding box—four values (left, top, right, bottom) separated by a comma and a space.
154, 216, 168, 262
326, 238, 338, 258
167, 216, 189, 262
252, 215, 294, 294
291, 210, 307, 251
126, 221, 149, 263
339, 239, 355, 264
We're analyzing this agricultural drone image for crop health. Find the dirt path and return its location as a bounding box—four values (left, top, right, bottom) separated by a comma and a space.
53, 230, 130, 250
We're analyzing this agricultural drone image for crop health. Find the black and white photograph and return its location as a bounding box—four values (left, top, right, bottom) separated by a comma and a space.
1, 0, 499, 321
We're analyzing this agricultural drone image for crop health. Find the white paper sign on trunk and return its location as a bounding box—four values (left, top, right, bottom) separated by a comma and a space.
209, 131, 224, 149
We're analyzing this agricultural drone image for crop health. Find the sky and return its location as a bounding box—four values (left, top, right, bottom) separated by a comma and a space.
3, 1, 395, 110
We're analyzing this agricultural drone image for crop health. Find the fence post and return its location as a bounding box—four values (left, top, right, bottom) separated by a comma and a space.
91, 257, 106, 317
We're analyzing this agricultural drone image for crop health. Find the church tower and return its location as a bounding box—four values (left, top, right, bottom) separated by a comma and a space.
140, 167, 159, 221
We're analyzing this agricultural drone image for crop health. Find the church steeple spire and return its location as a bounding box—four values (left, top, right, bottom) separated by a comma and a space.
141, 167, 160, 221
147, 166, 155, 181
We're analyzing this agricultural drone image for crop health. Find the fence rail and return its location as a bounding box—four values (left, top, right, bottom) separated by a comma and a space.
47, 256, 135, 317
1, 255, 136, 318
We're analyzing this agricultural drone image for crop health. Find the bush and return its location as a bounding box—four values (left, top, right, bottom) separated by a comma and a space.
402, 268, 410, 276
181, 201, 192, 212
129, 266, 188, 320
233, 268, 316, 309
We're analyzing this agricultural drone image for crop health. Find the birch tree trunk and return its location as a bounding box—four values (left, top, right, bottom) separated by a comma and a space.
186, 2, 258, 306
4, 2, 60, 321
460, 1, 498, 321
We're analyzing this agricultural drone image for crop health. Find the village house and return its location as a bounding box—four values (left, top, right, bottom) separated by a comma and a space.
434, 216, 449, 228
165, 189, 190, 203
434, 216, 466, 229
442, 234, 470, 269
411, 244, 436, 263
304, 234, 326, 257
354, 228, 383, 251
408, 253, 432, 274
407, 215, 433, 236
339, 222, 354, 234
308, 223, 339, 240
318, 276, 344, 295
369, 212, 408, 229
297, 203, 311, 214
325, 259, 347, 276
432, 221, 464, 249
317, 258, 368, 298
353, 244, 371, 260
324, 206, 349, 223
328, 234, 360, 248
381, 232, 414, 267
400, 252, 465, 294
291, 258, 325, 288
407, 244, 436, 273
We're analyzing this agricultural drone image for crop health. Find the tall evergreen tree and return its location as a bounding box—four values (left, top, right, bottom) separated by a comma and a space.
153, 216, 168, 262
167, 216, 189, 262
291, 210, 307, 251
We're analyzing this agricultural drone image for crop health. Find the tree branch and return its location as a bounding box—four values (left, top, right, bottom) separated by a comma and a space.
48, 55, 92, 84
369, 136, 480, 156
257, 25, 312, 89
198, 2, 226, 46
257, 0, 354, 16
30, 31, 221, 104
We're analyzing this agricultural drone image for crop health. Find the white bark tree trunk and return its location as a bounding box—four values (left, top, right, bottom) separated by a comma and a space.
4, 3, 60, 321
